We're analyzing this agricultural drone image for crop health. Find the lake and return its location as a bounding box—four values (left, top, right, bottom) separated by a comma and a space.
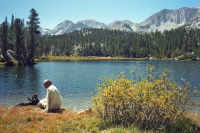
0, 60, 200, 112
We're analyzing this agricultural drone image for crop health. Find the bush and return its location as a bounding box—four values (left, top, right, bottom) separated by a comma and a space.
92, 64, 199, 131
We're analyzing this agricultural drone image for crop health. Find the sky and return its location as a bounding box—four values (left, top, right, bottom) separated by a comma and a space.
1, 0, 200, 29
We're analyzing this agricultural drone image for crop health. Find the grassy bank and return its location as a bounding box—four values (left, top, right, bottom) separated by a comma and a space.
0, 105, 142, 133
0, 105, 200, 133
0, 56, 194, 65
0, 62, 6, 65
0, 56, 140, 65
36, 56, 144, 61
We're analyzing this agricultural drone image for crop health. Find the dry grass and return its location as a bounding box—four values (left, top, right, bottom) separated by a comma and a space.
0, 105, 200, 133
0, 62, 6, 65
185, 112, 200, 125
38, 56, 141, 61
0, 105, 100, 133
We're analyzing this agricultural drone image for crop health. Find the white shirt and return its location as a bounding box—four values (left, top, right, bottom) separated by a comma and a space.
45, 85, 62, 112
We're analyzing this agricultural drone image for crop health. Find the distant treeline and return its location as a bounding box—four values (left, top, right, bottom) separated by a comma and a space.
37, 28, 200, 59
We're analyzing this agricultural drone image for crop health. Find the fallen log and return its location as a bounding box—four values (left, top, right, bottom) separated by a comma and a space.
76, 108, 92, 115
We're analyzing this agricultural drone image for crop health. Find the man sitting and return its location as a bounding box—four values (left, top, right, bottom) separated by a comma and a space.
37, 79, 62, 113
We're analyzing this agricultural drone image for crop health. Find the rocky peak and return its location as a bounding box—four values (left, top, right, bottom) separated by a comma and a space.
139, 7, 200, 32
80, 19, 107, 29
183, 13, 200, 29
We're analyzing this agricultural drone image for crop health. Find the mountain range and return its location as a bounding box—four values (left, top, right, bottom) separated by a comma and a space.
39, 7, 200, 35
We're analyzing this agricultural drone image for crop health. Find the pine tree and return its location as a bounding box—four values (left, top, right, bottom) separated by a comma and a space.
13, 18, 25, 61
26, 8, 40, 64
0, 17, 10, 62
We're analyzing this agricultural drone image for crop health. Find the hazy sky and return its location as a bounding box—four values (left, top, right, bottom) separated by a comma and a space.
1, 0, 200, 29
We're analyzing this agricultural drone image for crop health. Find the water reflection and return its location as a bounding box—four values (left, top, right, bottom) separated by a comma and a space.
0, 66, 40, 105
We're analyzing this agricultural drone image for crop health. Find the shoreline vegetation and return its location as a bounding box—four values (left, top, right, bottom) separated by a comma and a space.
1, 55, 200, 66
36, 56, 147, 61
35, 55, 200, 61
0, 105, 200, 133
0, 56, 135, 66
0, 56, 144, 65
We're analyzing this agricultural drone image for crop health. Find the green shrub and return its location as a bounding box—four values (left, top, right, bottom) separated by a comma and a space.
92, 64, 199, 131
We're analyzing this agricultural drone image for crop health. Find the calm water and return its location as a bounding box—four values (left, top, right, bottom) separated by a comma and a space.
0, 60, 200, 111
